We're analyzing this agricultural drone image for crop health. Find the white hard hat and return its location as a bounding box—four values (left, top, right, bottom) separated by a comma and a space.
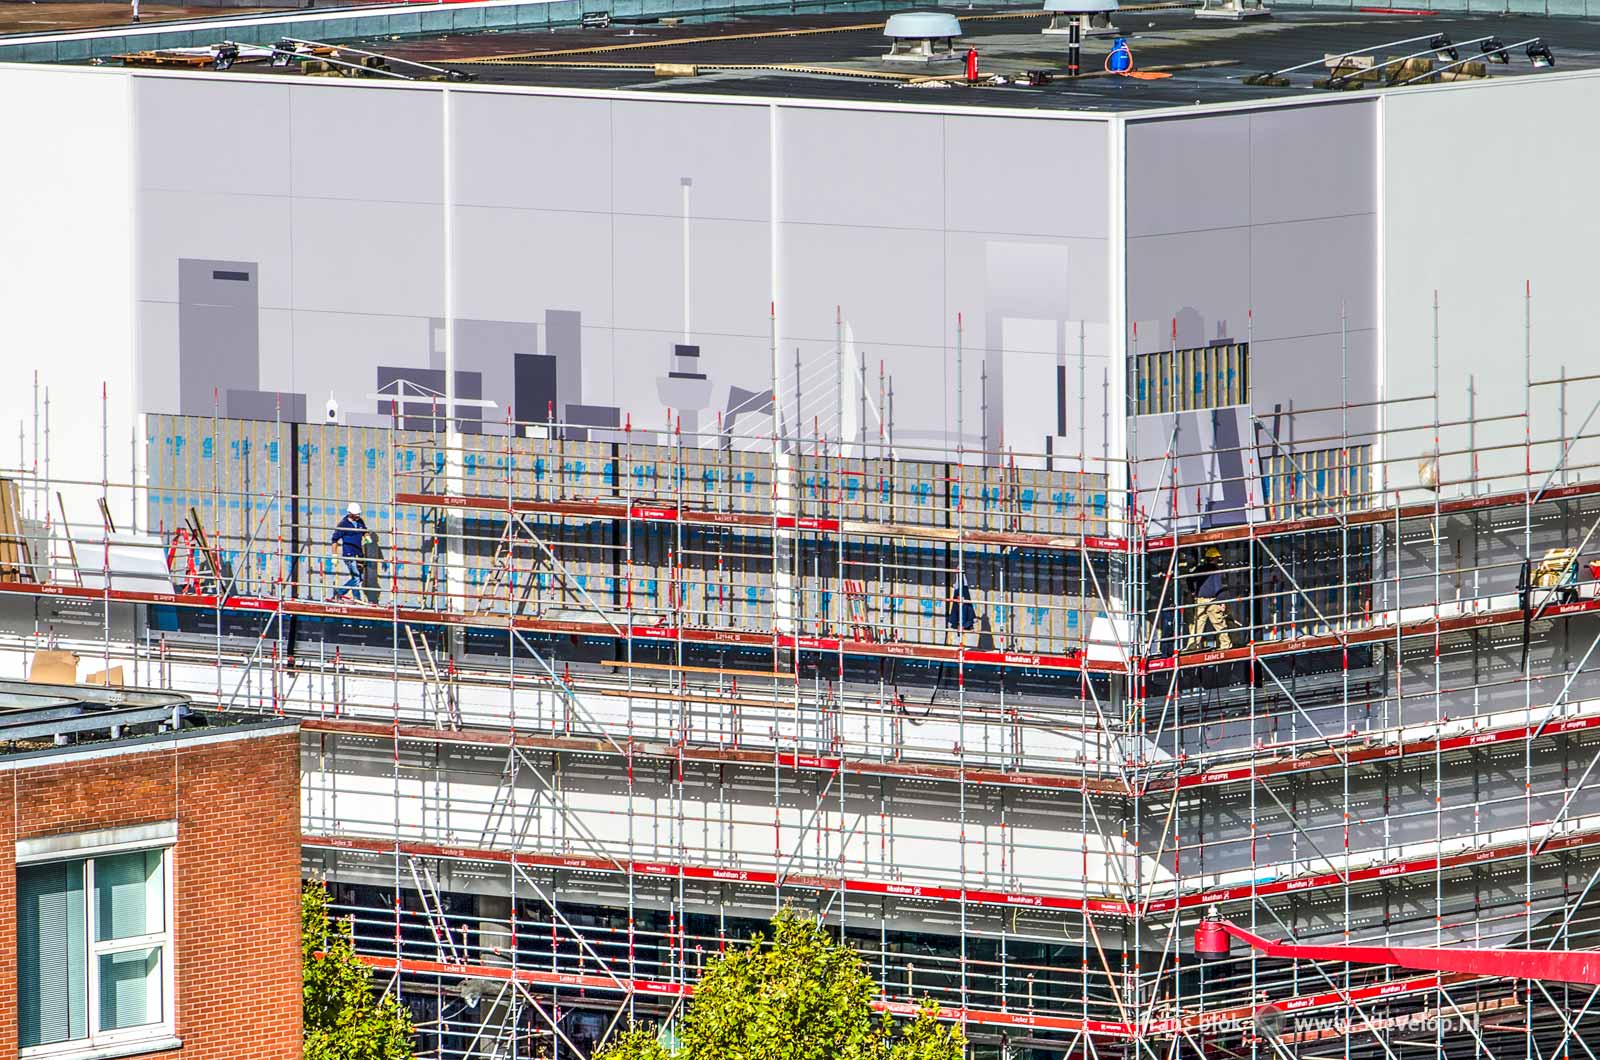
348, 502, 362, 516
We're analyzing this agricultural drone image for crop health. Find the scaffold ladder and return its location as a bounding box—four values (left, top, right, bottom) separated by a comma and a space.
404, 855, 463, 965
404, 625, 460, 730
474, 512, 543, 617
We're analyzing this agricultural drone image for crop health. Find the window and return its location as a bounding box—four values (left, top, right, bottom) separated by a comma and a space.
18, 847, 173, 1055
1135, 342, 1250, 416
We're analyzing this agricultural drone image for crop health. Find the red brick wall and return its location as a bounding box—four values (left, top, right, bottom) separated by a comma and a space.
0, 725, 301, 1060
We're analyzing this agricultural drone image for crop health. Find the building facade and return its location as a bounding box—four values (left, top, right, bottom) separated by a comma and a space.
4, 7, 1600, 1057
0, 689, 300, 1060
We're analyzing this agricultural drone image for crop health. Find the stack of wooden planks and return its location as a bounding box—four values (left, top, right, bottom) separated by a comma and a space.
0, 478, 35, 582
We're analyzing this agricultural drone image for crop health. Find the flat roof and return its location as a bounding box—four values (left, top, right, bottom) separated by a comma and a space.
328, 6, 1600, 112
0, 679, 291, 760
0, 2, 288, 36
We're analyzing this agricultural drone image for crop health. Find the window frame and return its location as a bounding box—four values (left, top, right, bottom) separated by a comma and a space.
18, 842, 176, 1059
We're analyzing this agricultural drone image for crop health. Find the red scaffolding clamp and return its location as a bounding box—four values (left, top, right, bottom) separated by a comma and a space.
1195, 909, 1600, 986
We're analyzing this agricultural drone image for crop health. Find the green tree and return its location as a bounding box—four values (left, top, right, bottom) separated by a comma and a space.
592, 1023, 670, 1060
302, 879, 417, 1060
596, 908, 964, 1060
680, 908, 887, 1060
889, 1000, 968, 1060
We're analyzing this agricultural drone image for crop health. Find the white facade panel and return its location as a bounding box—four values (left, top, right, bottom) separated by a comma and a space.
1383, 72, 1600, 495
0, 65, 137, 522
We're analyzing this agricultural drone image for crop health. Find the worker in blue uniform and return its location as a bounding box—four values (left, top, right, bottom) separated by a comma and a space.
330, 502, 370, 601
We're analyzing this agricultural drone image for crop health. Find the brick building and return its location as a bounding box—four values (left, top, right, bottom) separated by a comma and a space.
0, 681, 299, 1060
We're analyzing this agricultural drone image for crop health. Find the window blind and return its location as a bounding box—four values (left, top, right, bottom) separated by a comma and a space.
95, 850, 164, 941
98, 948, 163, 1032
18, 861, 87, 1047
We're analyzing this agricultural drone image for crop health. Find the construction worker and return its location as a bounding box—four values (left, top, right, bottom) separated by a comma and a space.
946, 573, 977, 646
1185, 546, 1232, 652
330, 502, 370, 601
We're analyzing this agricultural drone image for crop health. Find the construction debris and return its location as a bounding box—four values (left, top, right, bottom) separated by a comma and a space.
103, 36, 473, 80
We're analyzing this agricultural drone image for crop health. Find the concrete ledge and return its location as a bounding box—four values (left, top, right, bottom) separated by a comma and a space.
17, 819, 178, 863
23, 1035, 185, 1060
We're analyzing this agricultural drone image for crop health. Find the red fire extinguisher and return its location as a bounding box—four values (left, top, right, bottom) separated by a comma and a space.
965, 47, 979, 83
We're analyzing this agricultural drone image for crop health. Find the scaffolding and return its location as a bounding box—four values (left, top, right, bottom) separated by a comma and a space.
6, 332, 1600, 1059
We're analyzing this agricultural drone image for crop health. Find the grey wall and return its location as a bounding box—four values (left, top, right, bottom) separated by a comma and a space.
178, 257, 259, 417
133, 75, 1114, 467
1123, 100, 1380, 531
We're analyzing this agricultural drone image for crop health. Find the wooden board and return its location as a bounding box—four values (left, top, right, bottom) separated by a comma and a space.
0, 479, 34, 582
29, 649, 78, 685
84, 666, 125, 687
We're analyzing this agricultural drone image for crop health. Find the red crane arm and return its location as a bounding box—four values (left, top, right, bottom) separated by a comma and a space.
1206, 918, 1600, 987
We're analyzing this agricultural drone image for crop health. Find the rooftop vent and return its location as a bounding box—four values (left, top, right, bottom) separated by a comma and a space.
883, 12, 963, 62
1041, 0, 1119, 38
1195, 0, 1269, 20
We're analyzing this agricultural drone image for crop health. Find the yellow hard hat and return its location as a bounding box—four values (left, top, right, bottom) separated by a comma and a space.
1203, 546, 1222, 561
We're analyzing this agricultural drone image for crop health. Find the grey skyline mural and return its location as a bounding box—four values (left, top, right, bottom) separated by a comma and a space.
136, 78, 1374, 515
133, 79, 1114, 467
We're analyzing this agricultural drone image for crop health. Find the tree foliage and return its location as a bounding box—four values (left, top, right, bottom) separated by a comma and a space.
890, 1000, 969, 1060
596, 909, 965, 1060
680, 908, 885, 1060
592, 1023, 671, 1060
302, 879, 417, 1060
